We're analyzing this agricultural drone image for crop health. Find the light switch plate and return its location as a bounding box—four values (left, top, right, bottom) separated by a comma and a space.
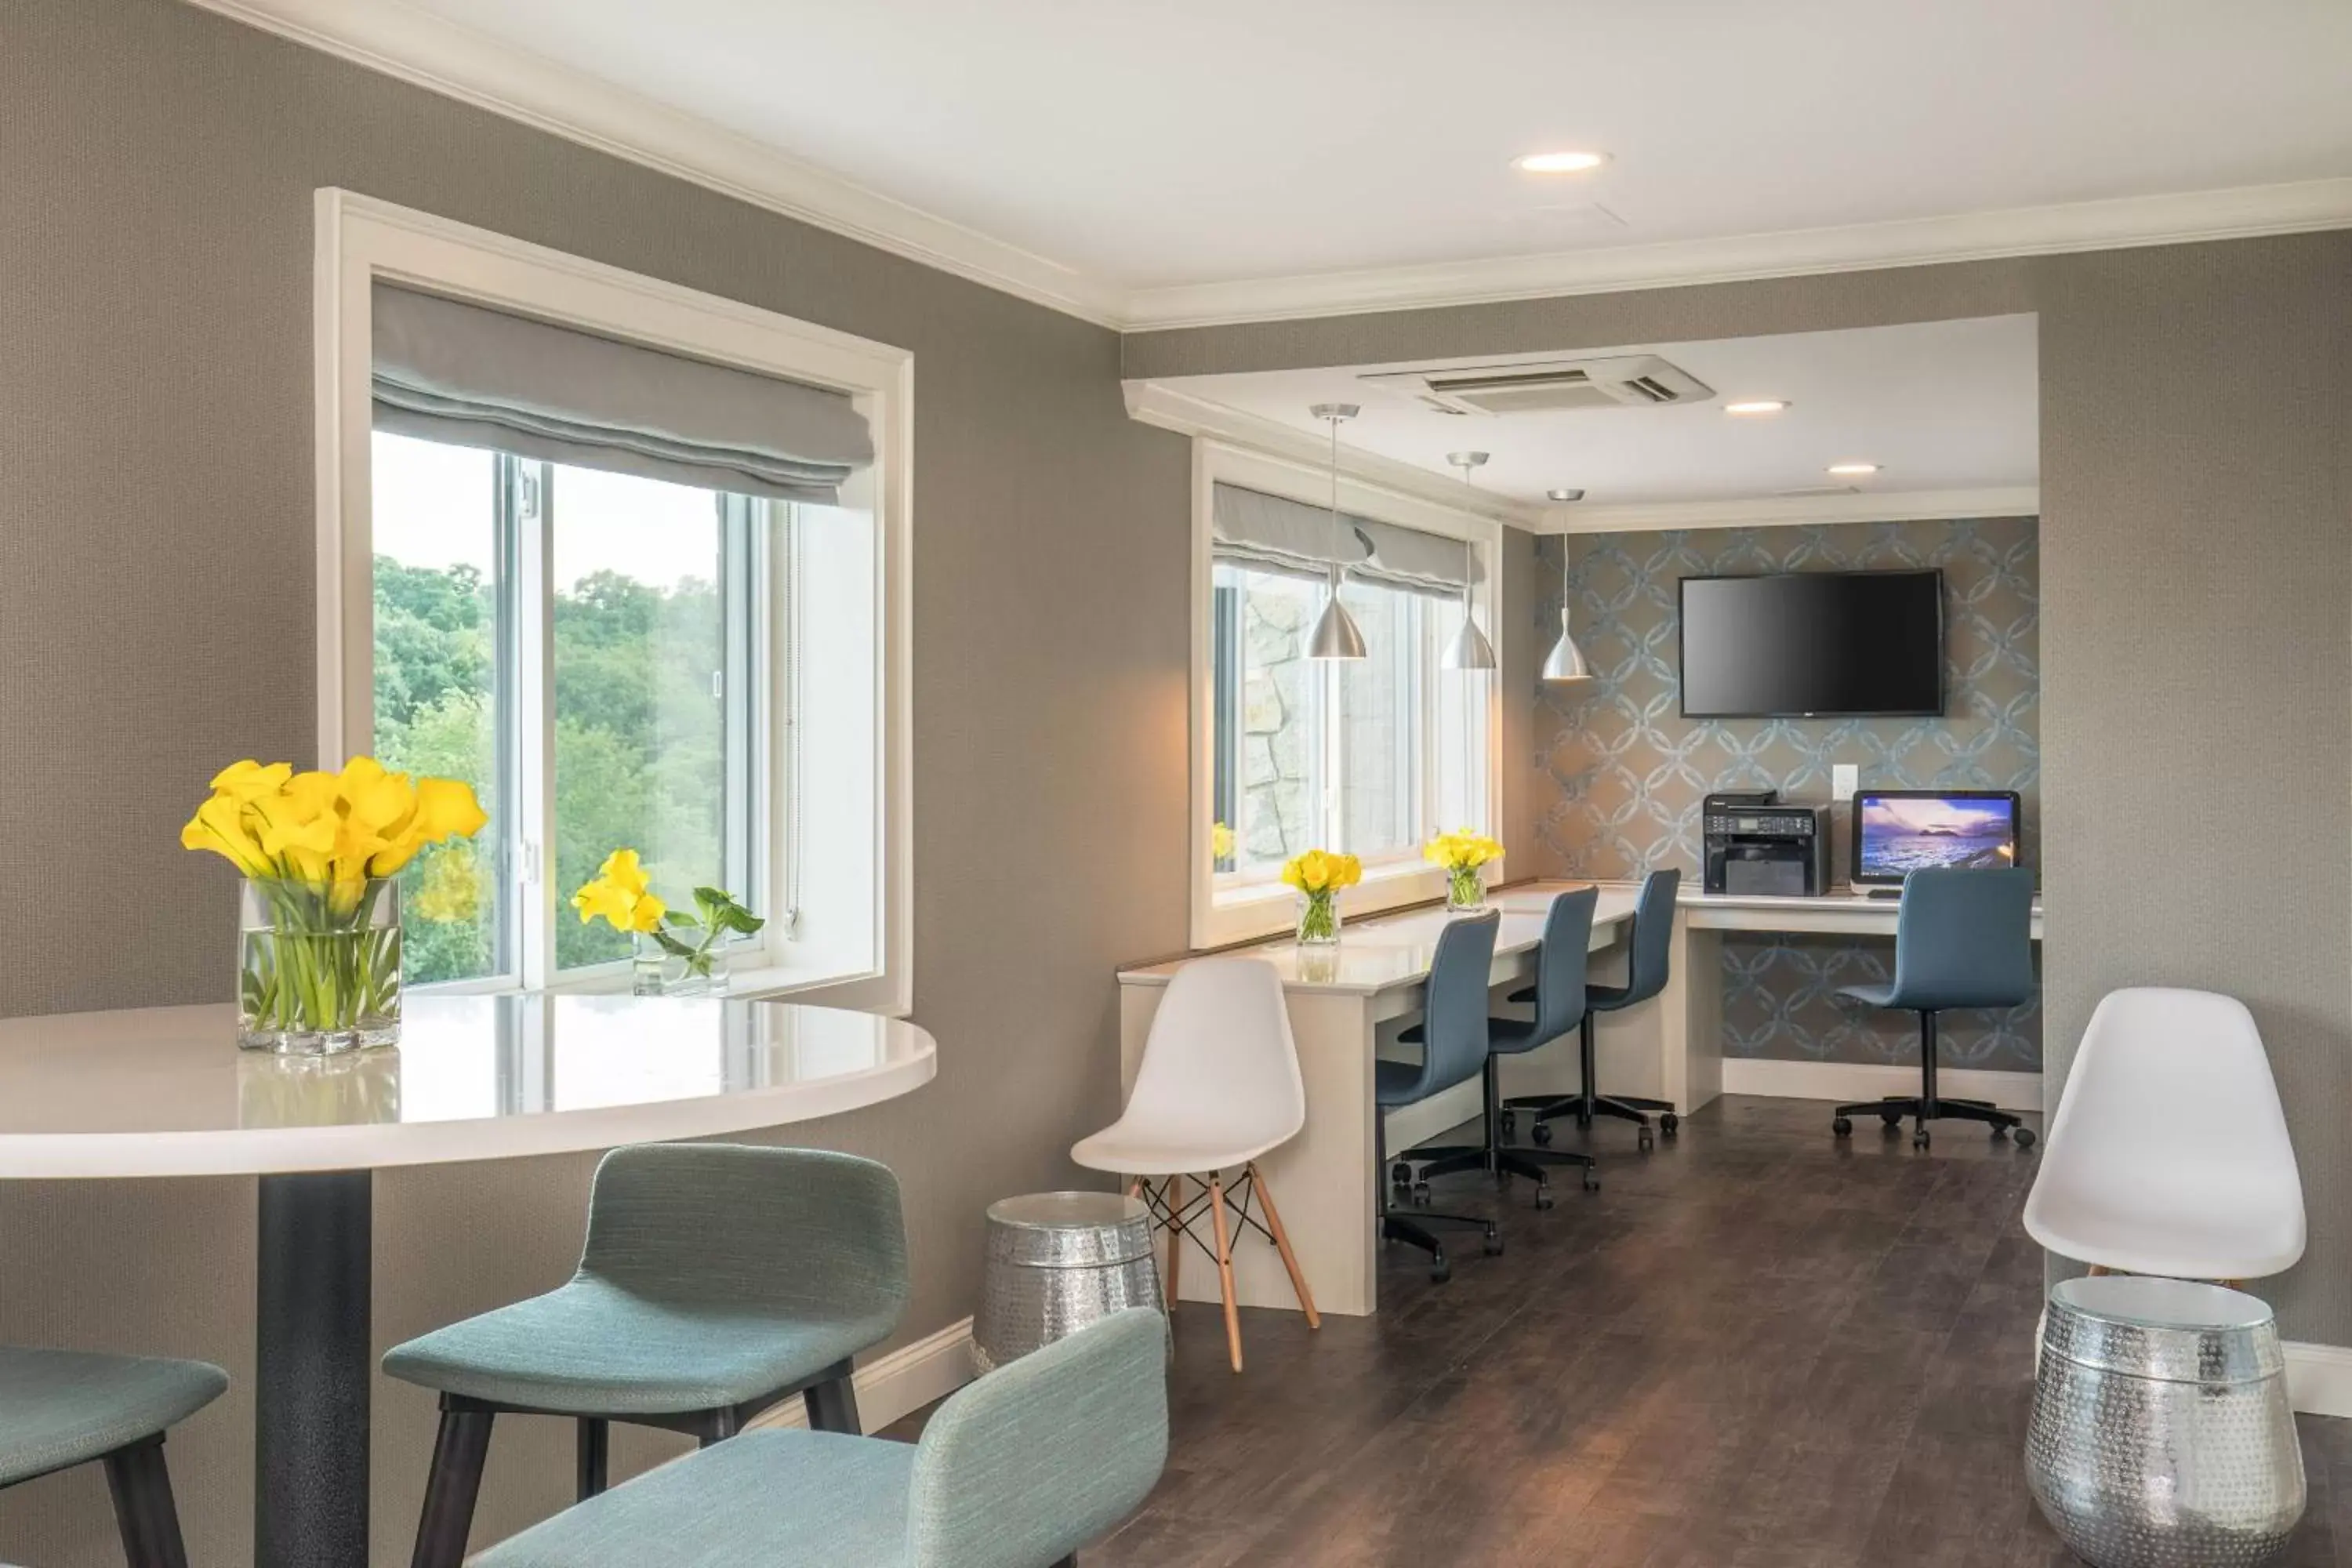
1832, 764, 1858, 802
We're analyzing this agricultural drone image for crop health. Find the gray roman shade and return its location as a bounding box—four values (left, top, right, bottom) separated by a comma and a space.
371, 284, 874, 504
1211, 483, 1476, 593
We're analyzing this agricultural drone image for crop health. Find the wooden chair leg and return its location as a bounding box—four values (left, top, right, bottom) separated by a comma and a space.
1207, 1173, 1244, 1374
411, 1405, 495, 1568
575, 1416, 609, 1501
102, 1437, 190, 1568
1163, 1174, 1184, 1309
1247, 1162, 1321, 1330
803, 1370, 863, 1435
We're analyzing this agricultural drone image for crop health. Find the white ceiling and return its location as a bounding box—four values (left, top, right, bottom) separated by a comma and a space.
1154, 315, 2040, 510
314, 0, 2350, 321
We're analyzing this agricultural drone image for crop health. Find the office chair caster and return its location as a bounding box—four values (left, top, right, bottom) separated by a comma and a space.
1661, 1112, 1679, 1138
1481, 1228, 1503, 1257
2014, 1127, 2038, 1149
1581, 1169, 1600, 1192
1636, 1128, 1654, 1153
1832, 1116, 1853, 1138
1531, 1122, 1553, 1147
1498, 1110, 1517, 1139
1532, 1183, 1554, 1210
1411, 1181, 1431, 1207
1392, 1161, 1413, 1189
1913, 1127, 1931, 1149
1428, 1250, 1450, 1284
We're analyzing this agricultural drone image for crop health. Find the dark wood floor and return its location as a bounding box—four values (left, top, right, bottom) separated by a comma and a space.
909, 1094, 2352, 1567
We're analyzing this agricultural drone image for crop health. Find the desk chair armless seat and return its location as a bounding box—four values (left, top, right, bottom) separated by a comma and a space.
1395, 888, 1602, 1207
1376, 912, 1504, 1283
387, 1143, 909, 1568
0, 1346, 227, 1568
2025, 988, 2303, 1282
474, 1308, 1170, 1568
1072, 956, 1319, 1374
1503, 869, 1682, 1152
1828, 866, 2038, 1149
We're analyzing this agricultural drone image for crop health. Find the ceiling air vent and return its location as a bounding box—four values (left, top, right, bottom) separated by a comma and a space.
1359, 354, 1715, 416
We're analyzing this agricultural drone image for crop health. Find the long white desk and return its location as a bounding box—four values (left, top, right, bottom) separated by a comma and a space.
1116, 880, 2044, 1316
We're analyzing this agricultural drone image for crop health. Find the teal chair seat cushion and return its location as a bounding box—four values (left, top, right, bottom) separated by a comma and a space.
1837, 982, 1899, 1009
474, 1429, 913, 1567
1483, 1018, 1555, 1054
382, 1276, 894, 1416
1374, 1058, 1429, 1107
0, 1347, 228, 1487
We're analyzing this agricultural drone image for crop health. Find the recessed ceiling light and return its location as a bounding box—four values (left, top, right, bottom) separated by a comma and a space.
1547, 488, 1586, 503
1827, 462, 1882, 476
1725, 400, 1789, 416
1513, 151, 1609, 175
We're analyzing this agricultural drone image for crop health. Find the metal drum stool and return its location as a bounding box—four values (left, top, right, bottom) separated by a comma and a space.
975, 1192, 1166, 1372
2026, 1274, 2305, 1567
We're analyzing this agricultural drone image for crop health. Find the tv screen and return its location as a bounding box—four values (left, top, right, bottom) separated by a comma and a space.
1679, 569, 1944, 717
1853, 789, 2021, 884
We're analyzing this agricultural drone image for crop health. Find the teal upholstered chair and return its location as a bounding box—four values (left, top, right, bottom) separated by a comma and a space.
1374, 912, 1504, 1283
0, 1345, 227, 1567
387, 1143, 909, 1568
472, 1308, 1170, 1568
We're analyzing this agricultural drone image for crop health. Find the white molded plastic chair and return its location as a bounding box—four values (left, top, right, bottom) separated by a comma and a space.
1073, 957, 1318, 1371
2024, 987, 2305, 1280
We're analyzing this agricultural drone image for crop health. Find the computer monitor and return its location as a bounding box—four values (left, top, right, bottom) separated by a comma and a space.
1852, 789, 2023, 886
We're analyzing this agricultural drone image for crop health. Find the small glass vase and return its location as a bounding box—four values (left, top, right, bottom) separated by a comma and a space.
1295, 889, 1342, 947
631, 933, 732, 998
1446, 865, 1488, 915
238, 877, 402, 1054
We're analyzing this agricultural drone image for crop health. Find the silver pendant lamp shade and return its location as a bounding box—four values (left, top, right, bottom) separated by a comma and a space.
1305, 403, 1367, 660
1541, 546, 1592, 683
1440, 452, 1497, 671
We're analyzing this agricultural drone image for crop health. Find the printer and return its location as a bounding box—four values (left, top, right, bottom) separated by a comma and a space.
1701, 789, 1832, 897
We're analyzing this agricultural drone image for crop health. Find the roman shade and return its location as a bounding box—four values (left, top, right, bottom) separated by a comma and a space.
1211, 483, 1475, 593
371, 284, 875, 504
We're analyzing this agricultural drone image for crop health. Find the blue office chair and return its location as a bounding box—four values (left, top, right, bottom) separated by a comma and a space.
1503, 868, 1682, 1152
1374, 911, 1504, 1283
1394, 889, 1602, 1207
1829, 866, 2038, 1149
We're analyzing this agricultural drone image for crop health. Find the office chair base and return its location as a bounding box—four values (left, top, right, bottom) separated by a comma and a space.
1395, 1144, 1567, 1207
1830, 1095, 2032, 1150
1380, 1208, 1501, 1282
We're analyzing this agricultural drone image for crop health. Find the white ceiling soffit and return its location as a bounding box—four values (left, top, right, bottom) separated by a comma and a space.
190, 0, 2352, 332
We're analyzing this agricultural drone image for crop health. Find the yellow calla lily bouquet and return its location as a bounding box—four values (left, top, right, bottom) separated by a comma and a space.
183, 757, 487, 1052
1282, 848, 1362, 946
1424, 829, 1504, 912
572, 849, 764, 992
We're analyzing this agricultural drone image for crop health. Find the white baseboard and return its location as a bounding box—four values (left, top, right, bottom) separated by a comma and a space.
2286, 1341, 2352, 1418
747, 1316, 975, 1435
1722, 1056, 2044, 1112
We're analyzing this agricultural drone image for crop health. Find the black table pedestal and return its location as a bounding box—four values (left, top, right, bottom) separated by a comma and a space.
256, 1170, 372, 1568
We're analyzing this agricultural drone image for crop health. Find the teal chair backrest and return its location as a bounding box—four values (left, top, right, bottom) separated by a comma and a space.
1888, 866, 2038, 1012
906, 1309, 1169, 1568
1615, 869, 1681, 1005
1398, 911, 1501, 1101
579, 1144, 909, 1328
1527, 887, 1599, 1045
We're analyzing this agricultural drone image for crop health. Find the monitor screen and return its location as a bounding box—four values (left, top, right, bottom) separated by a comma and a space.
1679, 570, 1944, 718
1853, 790, 2021, 884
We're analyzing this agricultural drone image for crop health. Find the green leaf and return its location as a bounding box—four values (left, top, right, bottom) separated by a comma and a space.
664, 908, 702, 929
652, 930, 698, 959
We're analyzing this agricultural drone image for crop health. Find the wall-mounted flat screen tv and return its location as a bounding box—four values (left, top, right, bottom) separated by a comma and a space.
1678, 569, 1945, 718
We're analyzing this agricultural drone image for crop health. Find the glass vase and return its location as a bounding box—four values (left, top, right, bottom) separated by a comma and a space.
238, 877, 402, 1054
1295, 889, 1342, 947
632, 933, 732, 998
1446, 865, 1487, 915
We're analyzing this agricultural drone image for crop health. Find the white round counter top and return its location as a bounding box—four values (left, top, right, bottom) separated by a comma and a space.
0, 995, 936, 1178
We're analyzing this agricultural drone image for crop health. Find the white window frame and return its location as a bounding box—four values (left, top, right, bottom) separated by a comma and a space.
314, 188, 913, 1014
1191, 439, 1503, 949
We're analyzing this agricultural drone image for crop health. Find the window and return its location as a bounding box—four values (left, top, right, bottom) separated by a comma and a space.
320, 191, 911, 1011
371, 434, 776, 985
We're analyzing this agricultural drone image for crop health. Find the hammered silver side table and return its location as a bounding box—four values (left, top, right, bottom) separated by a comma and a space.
2026, 1274, 2305, 1568
975, 1192, 1167, 1372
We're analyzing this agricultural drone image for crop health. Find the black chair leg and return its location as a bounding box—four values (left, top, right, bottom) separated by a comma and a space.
412, 1403, 495, 1568
103, 1437, 190, 1568
576, 1416, 609, 1501
804, 1367, 862, 1434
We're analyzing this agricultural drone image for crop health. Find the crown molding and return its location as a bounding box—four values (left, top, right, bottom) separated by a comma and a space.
1540, 486, 2041, 535
1123, 381, 1550, 532
1121, 179, 2352, 330
183, 0, 1127, 327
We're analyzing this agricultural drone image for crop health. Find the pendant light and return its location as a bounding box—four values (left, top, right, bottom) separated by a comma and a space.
1440, 452, 1497, 671
1305, 403, 1367, 660
1541, 543, 1592, 683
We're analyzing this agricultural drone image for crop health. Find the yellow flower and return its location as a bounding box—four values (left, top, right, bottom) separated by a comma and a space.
1210, 822, 1236, 862
180, 793, 272, 877
597, 848, 651, 900
628, 893, 667, 934
1333, 852, 1363, 889
1423, 829, 1502, 872
209, 760, 293, 800
410, 845, 481, 924
571, 848, 669, 935
572, 875, 637, 929
1281, 848, 1360, 895
182, 757, 486, 892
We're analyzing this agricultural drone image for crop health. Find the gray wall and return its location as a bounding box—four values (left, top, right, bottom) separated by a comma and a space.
1131, 234, 2352, 1340
0, 2, 1189, 1563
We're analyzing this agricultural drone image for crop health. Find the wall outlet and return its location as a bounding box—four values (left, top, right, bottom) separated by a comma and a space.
1832, 764, 1858, 802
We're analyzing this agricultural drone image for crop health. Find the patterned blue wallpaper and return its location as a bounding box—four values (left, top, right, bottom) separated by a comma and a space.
1532, 517, 2043, 1069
